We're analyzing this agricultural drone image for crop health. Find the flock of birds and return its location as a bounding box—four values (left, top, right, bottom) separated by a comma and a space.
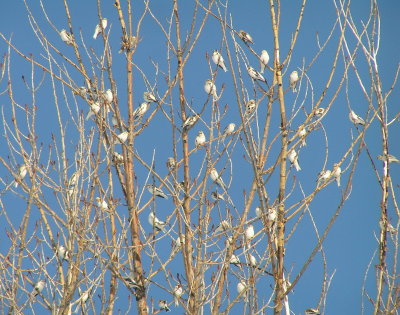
15, 19, 399, 315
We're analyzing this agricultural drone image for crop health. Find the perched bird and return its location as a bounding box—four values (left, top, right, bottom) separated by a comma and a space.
245, 99, 256, 116
182, 114, 200, 130
349, 110, 365, 125
332, 163, 342, 187
211, 191, 225, 202
123, 275, 140, 290
96, 197, 109, 211
289, 71, 299, 92
288, 149, 301, 171
239, 30, 254, 44
143, 91, 158, 103
173, 284, 183, 306
260, 50, 270, 73
111, 114, 119, 127
68, 171, 79, 188
172, 234, 185, 253
237, 280, 247, 301
223, 123, 236, 136
15, 164, 27, 188
113, 152, 124, 164
60, 29, 73, 46
377, 154, 400, 164
158, 300, 171, 312
146, 184, 168, 199
133, 102, 151, 120
93, 18, 108, 39
379, 218, 397, 234
212, 50, 227, 72
230, 254, 240, 265
195, 130, 206, 147
115, 131, 129, 144
255, 206, 263, 218
210, 168, 226, 189
317, 170, 331, 184
247, 66, 266, 82
245, 225, 255, 241
104, 89, 113, 103
298, 128, 307, 147
215, 220, 231, 234
57, 245, 69, 262
248, 254, 257, 267
305, 308, 320, 315
166, 157, 176, 170
86, 102, 100, 120
314, 107, 325, 117
204, 79, 218, 100
74, 287, 90, 313
267, 207, 277, 222
32, 280, 46, 297
148, 212, 167, 232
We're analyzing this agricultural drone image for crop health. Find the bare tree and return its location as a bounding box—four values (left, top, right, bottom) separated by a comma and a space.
0, 0, 398, 314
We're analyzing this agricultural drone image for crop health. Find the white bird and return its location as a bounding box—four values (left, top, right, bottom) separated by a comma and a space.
113, 152, 124, 164
230, 254, 240, 265
245, 225, 255, 241
211, 191, 225, 202
314, 108, 325, 117
115, 131, 129, 144
57, 245, 69, 261
158, 300, 171, 312
210, 168, 225, 189
267, 207, 277, 222
15, 164, 28, 188
166, 157, 176, 170
93, 18, 108, 39
248, 254, 257, 267
247, 66, 266, 82
146, 184, 168, 199
379, 218, 397, 234
349, 110, 365, 125
182, 114, 200, 130
32, 280, 46, 297
60, 29, 73, 45
74, 287, 90, 313
317, 170, 331, 184
305, 308, 320, 315
143, 91, 158, 103
298, 128, 307, 147
215, 220, 231, 234
68, 171, 79, 188
237, 280, 247, 301
377, 154, 400, 164
255, 206, 263, 218
195, 130, 206, 147
239, 30, 254, 44
288, 149, 301, 171
260, 50, 270, 73
133, 102, 151, 120
104, 89, 113, 103
173, 284, 183, 306
289, 71, 299, 92
223, 123, 236, 136
332, 163, 341, 187
204, 79, 218, 100
96, 197, 109, 211
86, 102, 100, 120
148, 212, 167, 232
245, 99, 256, 116
212, 50, 227, 72
172, 234, 185, 253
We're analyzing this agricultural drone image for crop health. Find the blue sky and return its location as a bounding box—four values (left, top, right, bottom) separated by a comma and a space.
1, 1, 399, 314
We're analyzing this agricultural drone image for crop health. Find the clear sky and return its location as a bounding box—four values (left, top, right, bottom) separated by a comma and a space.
1, 1, 399, 314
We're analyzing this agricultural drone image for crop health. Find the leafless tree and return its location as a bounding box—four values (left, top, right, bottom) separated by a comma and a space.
0, 0, 398, 314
